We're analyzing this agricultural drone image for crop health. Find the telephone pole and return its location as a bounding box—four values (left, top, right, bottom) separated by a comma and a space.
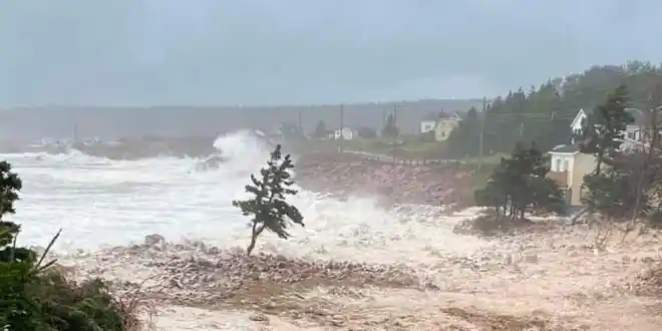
298, 109, 303, 136
478, 97, 487, 172
339, 104, 344, 153
392, 103, 397, 163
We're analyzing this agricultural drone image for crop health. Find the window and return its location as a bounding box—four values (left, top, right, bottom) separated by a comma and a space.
555, 158, 561, 172
563, 160, 569, 172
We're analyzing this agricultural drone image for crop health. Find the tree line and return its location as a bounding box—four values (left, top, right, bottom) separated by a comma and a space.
474, 79, 662, 231
447, 61, 662, 157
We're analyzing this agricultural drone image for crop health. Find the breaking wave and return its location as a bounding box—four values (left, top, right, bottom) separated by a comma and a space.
2, 131, 486, 264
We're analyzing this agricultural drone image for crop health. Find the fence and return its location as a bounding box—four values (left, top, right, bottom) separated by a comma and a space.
342, 150, 464, 166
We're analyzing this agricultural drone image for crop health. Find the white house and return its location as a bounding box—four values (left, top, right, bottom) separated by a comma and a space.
548, 144, 596, 206
570, 107, 654, 152
435, 113, 461, 142
420, 113, 437, 134
548, 106, 657, 206
419, 112, 461, 141
333, 127, 354, 140
569, 108, 588, 141
547, 108, 597, 206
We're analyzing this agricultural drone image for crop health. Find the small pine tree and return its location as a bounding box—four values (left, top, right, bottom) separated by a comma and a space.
233, 145, 304, 256
313, 120, 328, 139
382, 113, 399, 138
578, 84, 633, 174
0, 161, 22, 247
474, 143, 564, 219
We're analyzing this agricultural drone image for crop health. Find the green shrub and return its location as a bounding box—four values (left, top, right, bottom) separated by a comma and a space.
0, 160, 134, 330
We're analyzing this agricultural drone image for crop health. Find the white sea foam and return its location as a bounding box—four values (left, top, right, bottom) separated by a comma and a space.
2, 131, 486, 263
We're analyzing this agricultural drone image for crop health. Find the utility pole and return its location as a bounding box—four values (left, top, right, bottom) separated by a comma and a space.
298, 109, 303, 137
72, 122, 79, 145
478, 97, 487, 172
519, 121, 525, 138
339, 104, 344, 153
392, 103, 397, 163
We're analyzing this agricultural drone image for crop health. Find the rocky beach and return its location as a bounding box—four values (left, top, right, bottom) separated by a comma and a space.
51, 154, 662, 330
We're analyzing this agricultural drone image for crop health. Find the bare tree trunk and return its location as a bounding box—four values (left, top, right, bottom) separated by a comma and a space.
246, 222, 265, 256
626, 107, 660, 241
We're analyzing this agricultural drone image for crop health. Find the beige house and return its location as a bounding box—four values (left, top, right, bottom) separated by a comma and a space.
419, 112, 461, 141
434, 113, 461, 142
547, 108, 599, 206
332, 127, 354, 140
547, 144, 596, 206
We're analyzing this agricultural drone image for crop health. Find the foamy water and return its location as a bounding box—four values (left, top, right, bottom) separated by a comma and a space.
3, 131, 486, 263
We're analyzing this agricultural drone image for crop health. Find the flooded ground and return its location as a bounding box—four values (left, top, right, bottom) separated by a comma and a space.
59, 207, 662, 330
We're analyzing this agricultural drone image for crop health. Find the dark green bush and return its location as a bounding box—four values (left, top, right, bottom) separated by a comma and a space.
0, 160, 133, 330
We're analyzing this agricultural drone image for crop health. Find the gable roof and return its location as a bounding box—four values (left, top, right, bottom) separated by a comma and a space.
550, 144, 579, 154
625, 107, 648, 126
572, 107, 650, 129
421, 112, 439, 121
421, 111, 461, 122
570, 108, 587, 130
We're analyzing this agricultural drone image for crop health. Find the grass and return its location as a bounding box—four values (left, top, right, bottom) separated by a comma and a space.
291, 135, 447, 160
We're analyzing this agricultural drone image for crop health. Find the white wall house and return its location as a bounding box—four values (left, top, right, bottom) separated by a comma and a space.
333, 127, 353, 140
420, 120, 436, 134
420, 112, 461, 141
569, 108, 588, 143
571, 107, 655, 152
549, 106, 658, 206
548, 144, 596, 206
547, 108, 597, 206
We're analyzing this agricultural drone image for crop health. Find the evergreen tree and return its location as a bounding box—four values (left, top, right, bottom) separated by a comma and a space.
0, 161, 22, 248
313, 120, 328, 139
280, 122, 305, 141
448, 62, 662, 156
447, 107, 479, 157
578, 84, 633, 174
357, 126, 377, 138
475, 143, 564, 219
233, 145, 304, 256
0, 161, 128, 330
381, 113, 399, 138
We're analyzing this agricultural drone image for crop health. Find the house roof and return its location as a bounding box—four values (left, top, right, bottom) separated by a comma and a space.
625, 107, 648, 126
421, 112, 439, 121
570, 108, 588, 130
422, 111, 460, 122
550, 144, 579, 154
572, 107, 650, 129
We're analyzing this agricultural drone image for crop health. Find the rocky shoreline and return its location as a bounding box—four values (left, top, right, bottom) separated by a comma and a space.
296, 153, 477, 208
56, 212, 662, 330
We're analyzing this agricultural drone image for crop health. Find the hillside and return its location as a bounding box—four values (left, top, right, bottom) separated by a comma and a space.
0, 99, 481, 142
447, 61, 662, 157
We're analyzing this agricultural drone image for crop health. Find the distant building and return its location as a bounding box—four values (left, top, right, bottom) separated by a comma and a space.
547, 144, 596, 206
547, 106, 655, 206
420, 114, 437, 134
419, 112, 461, 142
332, 127, 354, 140
570, 107, 658, 152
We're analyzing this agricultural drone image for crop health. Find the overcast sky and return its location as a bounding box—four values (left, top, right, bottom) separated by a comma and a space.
1, 0, 660, 106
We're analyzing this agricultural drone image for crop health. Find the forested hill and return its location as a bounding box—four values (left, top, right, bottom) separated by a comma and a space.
0, 99, 481, 142
448, 61, 662, 156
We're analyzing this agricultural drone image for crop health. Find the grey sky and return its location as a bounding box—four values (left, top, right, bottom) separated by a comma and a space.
1, 0, 660, 106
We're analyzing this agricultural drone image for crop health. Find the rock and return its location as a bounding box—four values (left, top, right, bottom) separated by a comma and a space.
504, 254, 513, 265
144, 234, 165, 247
642, 256, 655, 264
524, 253, 538, 264
249, 313, 269, 322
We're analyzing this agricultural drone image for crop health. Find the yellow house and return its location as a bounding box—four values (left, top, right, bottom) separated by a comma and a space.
547, 144, 596, 206
434, 113, 461, 142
